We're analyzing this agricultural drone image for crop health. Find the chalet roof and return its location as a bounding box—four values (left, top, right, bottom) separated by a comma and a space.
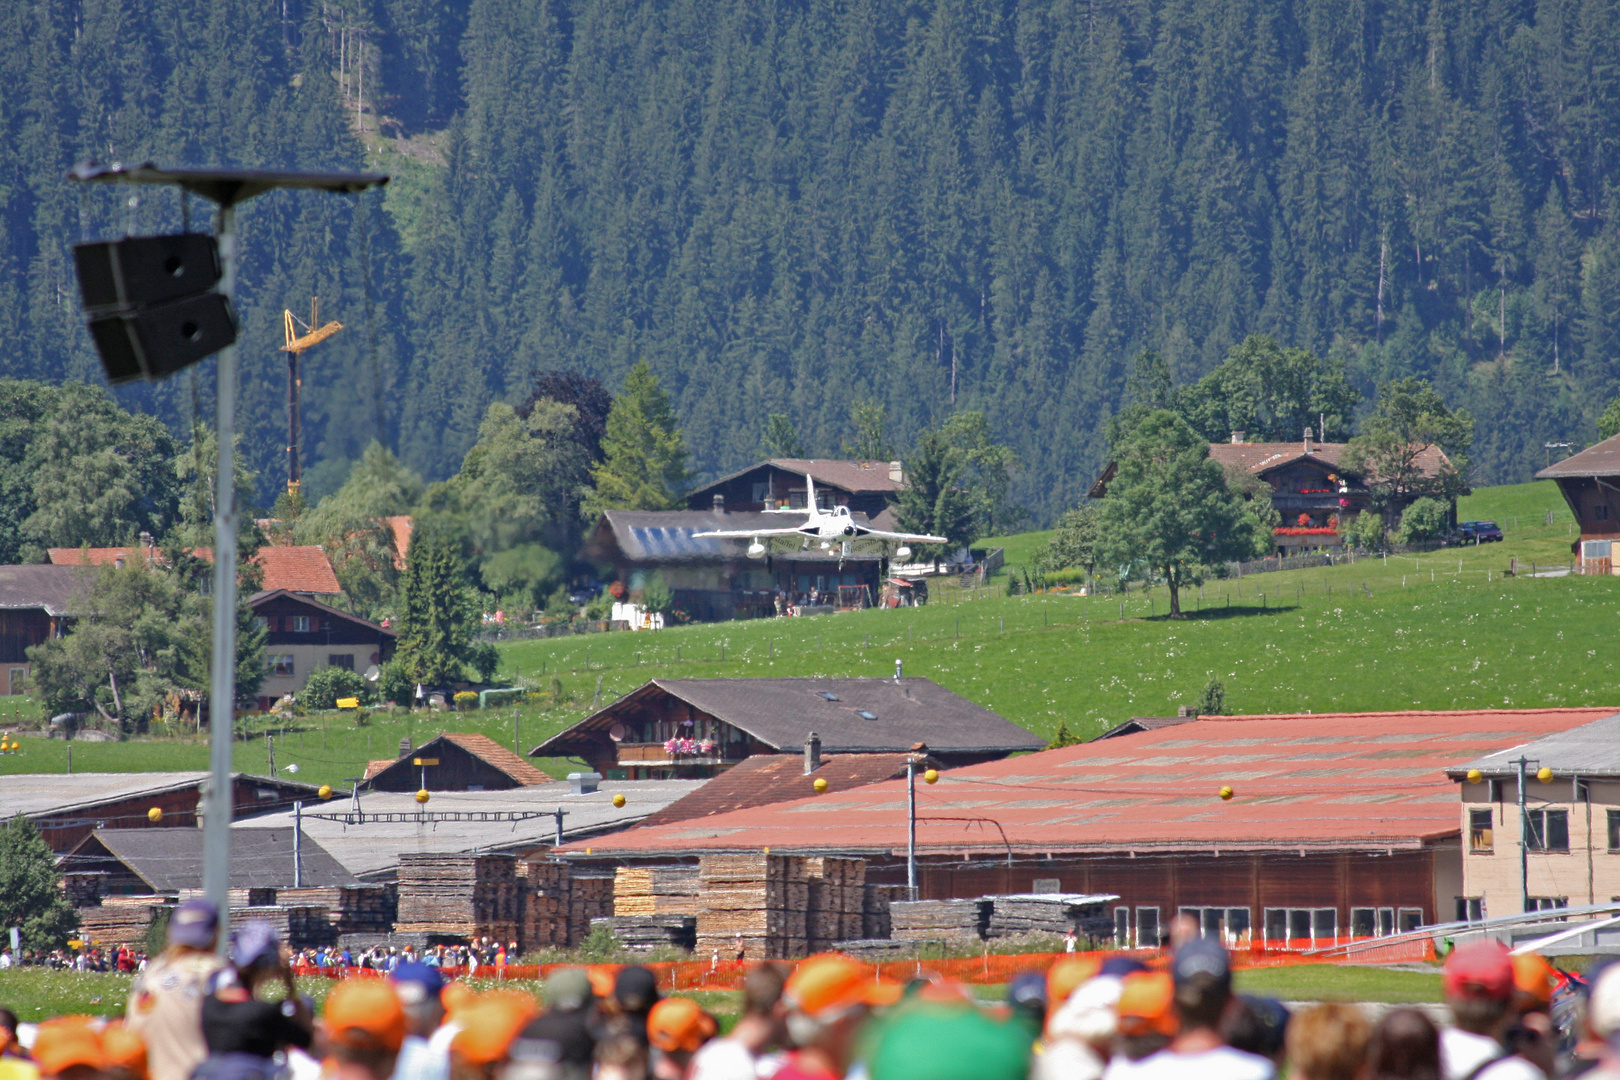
584, 509, 882, 566
1097, 716, 1197, 740
1205, 441, 1452, 480
1536, 434, 1620, 480
1447, 712, 1620, 780
364, 733, 552, 789
693, 459, 905, 498
247, 589, 396, 638
4, 771, 334, 821
558, 708, 1618, 859
63, 826, 356, 890
0, 564, 84, 616
634, 752, 930, 830
49, 545, 341, 594
532, 678, 1044, 758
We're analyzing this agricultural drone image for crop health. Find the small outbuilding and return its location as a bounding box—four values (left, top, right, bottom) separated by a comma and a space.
364, 733, 553, 793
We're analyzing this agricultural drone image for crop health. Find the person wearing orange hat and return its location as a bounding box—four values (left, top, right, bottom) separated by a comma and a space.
1047, 958, 1102, 1015
1504, 954, 1558, 1079
1102, 972, 1177, 1080
1439, 940, 1543, 1080
769, 955, 901, 1080
450, 993, 540, 1080
647, 999, 718, 1080
30, 1019, 104, 1080
100, 1023, 146, 1080
322, 978, 407, 1080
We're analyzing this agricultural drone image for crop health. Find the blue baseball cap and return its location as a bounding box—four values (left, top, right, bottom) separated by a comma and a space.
232, 920, 281, 970
1172, 937, 1231, 988
169, 899, 219, 948
390, 961, 445, 1006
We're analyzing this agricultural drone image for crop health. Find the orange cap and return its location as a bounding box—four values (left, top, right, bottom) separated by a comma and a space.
324, 979, 408, 1053
647, 998, 718, 1054
585, 965, 620, 1001
32, 1018, 105, 1077
441, 980, 476, 1019
451, 993, 541, 1066
1512, 953, 1557, 1007
101, 1022, 147, 1080
1046, 956, 1102, 1010
784, 955, 903, 1019
1116, 972, 1178, 1038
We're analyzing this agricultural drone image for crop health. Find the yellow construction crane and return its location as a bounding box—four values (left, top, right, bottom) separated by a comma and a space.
281, 297, 343, 499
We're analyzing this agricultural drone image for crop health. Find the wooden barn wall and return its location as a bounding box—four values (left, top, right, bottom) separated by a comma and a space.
370, 743, 519, 792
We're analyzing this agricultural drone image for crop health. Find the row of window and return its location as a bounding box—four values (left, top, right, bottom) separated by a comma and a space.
256, 614, 321, 633
1456, 896, 1567, 922
1107, 905, 1424, 947
1467, 808, 1620, 853
267, 653, 355, 677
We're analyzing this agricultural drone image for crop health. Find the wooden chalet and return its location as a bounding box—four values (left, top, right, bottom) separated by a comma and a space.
364, 732, 553, 793
1536, 434, 1620, 573
0, 564, 81, 695
252, 590, 396, 711
687, 459, 906, 530
530, 677, 1044, 779
1089, 431, 1455, 556
582, 507, 884, 622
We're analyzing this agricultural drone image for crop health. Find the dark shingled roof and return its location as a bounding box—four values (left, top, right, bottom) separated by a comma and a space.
634, 752, 930, 830
63, 827, 355, 891
0, 564, 85, 616
1097, 716, 1197, 740
694, 459, 906, 498
1536, 434, 1620, 479
584, 509, 883, 566
365, 732, 552, 788
532, 678, 1044, 757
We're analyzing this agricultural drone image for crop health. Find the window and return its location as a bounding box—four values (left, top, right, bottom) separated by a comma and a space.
1179, 907, 1251, 942
1600, 505, 1611, 521
1526, 809, 1570, 852
1115, 907, 1131, 947
1456, 897, 1484, 923
1032, 878, 1061, 895
6, 667, 23, 694
289, 615, 311, 632
1350, 907, 1398, 938
1136, 907, 1160, 948
1264, 908, 1337, 944
1528, 897, 1568, 912
1312, 908, 1338, 942
1608, 810, 1620, 851
327, 654, 354, 671
1399, 908, 1425, 933
1228, 908, 1251, 939
1470, 808, 1494, 852
269, 655, 295, 677
1378, 908, 1396, 936
256, 616, 270, 631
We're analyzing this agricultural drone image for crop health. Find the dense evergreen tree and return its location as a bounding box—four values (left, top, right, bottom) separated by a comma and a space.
0, 815, 75, 950
584, 362, 690, 518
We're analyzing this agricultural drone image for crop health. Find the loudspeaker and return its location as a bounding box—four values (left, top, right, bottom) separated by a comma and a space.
73, 234, 222, 311
86, 293, 238, 383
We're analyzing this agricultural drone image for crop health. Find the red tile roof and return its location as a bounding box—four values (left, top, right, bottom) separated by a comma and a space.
634, 753, 927, 830
562, 708, 1616, 858
440, 733, 553, 786
49, 545, 341, 594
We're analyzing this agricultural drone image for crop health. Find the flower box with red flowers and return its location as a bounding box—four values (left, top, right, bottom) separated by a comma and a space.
1273, 526, 1339, 536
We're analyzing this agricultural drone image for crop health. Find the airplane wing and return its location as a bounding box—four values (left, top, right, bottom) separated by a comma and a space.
691, 526, 811, 539
853, 525, 950, 544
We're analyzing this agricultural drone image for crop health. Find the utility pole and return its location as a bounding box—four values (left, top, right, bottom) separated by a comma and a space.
907, 758, 917, 901
1518, 756, 1530, 914
293, 801, 303, 888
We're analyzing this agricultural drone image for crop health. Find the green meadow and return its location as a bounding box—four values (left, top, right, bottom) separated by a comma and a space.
2, 481, 1610, 790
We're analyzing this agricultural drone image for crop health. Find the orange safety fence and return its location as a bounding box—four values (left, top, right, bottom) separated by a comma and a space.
289, 935, 1433, 991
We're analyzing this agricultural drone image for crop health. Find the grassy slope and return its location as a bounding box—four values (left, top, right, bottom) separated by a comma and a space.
2, 482, 1596, 785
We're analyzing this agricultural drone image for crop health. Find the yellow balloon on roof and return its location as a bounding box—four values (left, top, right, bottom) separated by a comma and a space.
1218, 786, 1234, 801
415, 789, 430, 804
1466, 769, 1483, 784
1536, 767, 1553, 783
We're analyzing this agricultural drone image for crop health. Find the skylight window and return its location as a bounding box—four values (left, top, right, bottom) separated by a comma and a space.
817, 691, 840, 701
856, 710, 878, 720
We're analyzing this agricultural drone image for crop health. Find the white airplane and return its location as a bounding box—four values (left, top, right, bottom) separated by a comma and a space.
694, 474, 948, 563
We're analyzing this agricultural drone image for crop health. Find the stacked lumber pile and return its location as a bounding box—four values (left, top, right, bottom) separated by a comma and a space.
590, 915, 697, 952
64, 873, 105, 908
337, 886, 397, 935
889, 899, 990, 942
612, 866, 700, 916
985, 895, 1113, 940
567, 873, 615, 947
694, 853, 809, 960
394, 854, 521, 945
180, 888, 277, 909
863, 884, 905, 940
805, 857, 867, 952
229, 905, 291, 938
522, 859, 573, 948
832, 938, 914, 958
77, 896, 170, 949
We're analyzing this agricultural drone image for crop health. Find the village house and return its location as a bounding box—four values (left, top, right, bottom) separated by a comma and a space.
1089, 430, 1455, 556
686, 459, 906, 529
557, 707, 1615, 948
530, 677, 1044, 779
50, 542, 343, 597
1536, 434, 1620, 573
0, 564, 81, 695
252, 589, 396, 711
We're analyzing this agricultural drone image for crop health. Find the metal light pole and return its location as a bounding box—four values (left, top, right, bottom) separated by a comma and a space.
1518, 756, 1530, 914
906, 758, 917, 900
67, 164, 387, 949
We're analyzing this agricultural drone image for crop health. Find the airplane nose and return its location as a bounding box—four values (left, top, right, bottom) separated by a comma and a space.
842, 525, 855, 537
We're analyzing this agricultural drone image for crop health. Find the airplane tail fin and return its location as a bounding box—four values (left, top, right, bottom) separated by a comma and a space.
805, 472, 816, 513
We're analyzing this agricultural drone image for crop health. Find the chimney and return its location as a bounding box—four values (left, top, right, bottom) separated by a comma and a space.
1303, 426, 1313, 455
804, 732, 821, 775
894, 659, 903, 683
139, 531, 153, 560
1177, 705, 1194, 717
712, 493, 725, 514
888, 460, 904, 483
1230, 430, 1246, 444
113, 554, 125, 569
399, 737, 411, 757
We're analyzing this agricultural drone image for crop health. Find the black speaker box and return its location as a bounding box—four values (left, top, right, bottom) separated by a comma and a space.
73, 233, 222, 312
85, 292, 238, 382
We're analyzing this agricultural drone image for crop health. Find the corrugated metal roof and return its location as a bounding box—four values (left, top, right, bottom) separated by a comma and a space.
633, 752, 926, 830
1535, 434, 1620, 479
3, 772, 331, 820
693, 460, 905, 498
559, 708, 1617, 859
531, 678, 1046, 757
1448, 711, 1620, 778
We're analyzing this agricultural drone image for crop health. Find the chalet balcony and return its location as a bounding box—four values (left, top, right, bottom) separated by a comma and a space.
614, 741, 744, 767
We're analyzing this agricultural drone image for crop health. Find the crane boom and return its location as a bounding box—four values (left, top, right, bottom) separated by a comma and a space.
281, 299, 345, 499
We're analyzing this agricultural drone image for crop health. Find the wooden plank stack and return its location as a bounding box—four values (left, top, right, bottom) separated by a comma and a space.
889, 899, 991, 942
522, 859, 573, 948
985, 895, 1112, 939
863, 884, 903, 940
591, 915, 697, 952
694, 853, 810, 960
76, 896, 171, 949
394, 854, 521, 945
805, 857, 867, 952
567, 873, 615, 946
612, 866, 700, 916
278, 886, 394, 936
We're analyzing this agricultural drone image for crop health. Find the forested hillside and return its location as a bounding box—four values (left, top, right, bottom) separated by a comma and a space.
2, 0, 1617, 522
